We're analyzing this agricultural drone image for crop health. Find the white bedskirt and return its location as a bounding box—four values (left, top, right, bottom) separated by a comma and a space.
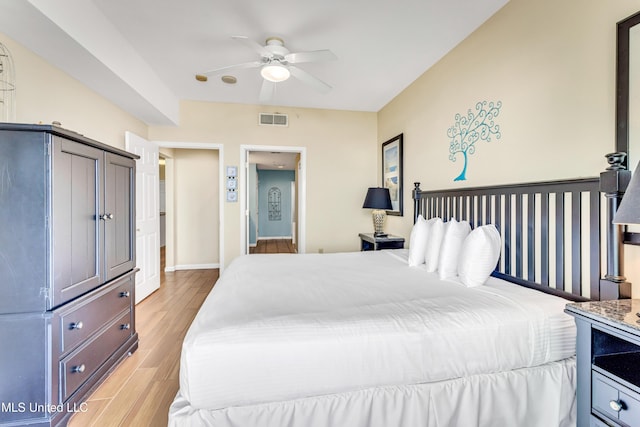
169, 356, 576, 427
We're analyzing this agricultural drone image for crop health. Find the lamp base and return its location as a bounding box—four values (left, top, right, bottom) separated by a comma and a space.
372, 209, 387, 236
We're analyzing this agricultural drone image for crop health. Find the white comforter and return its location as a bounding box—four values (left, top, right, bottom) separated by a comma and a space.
180, 250, 575, 410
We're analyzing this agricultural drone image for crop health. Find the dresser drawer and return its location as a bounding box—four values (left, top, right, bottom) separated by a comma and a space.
593, 371, 640, 426
56, 274, 133, 355
60, 310, 132, 402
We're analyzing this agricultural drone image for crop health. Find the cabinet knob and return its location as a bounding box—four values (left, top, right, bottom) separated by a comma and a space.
69, 321, 83, 330
120, 323, 131, 330
609, 400, 624, 412
71, 364, 86, 374
100, 213, 114, 220
119, 291, 130, 298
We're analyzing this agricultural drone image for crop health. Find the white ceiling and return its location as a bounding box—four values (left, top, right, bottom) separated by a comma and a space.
0, 0, 509, 126
249, 151, 298, 171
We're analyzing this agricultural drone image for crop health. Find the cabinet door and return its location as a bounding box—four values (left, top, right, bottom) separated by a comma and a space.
104, 152, 135, 281
51, 137, 103, 307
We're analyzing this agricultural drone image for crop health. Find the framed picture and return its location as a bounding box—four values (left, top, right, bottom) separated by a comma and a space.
382, 133, 403, 216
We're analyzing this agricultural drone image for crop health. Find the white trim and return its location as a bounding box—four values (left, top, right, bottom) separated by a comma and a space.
156, 140, 225, 272
165, 263, 220, 272
240, 145, 306, 255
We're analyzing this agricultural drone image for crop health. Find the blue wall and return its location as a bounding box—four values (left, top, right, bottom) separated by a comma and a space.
258, 169, 295, 238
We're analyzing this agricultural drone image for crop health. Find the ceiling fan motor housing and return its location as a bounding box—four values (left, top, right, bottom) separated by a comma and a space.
265, 37, 289, 59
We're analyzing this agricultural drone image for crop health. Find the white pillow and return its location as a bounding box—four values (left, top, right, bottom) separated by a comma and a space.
407, 215, 429, 266
457, 224, 501, 287
438, 218, 471, 280
424, 217, 444, 272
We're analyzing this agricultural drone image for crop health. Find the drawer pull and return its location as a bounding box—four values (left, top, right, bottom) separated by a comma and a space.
120, 323, 130, 330
119, 291, 130, 298
69, 321, 84, 330
71, 364, 86, 374
609, 400, 624, 412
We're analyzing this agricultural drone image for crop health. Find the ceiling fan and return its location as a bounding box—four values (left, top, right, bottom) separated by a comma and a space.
196, 36, 337, 103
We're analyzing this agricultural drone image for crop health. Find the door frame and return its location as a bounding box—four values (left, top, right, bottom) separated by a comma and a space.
240, 145, 306, 255
156, 141, 225, 270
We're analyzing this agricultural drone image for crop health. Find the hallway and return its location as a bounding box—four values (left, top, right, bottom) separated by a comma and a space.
249, 239, 296, 254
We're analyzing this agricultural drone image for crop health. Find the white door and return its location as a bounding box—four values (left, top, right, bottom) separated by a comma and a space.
125, 131, 160, 304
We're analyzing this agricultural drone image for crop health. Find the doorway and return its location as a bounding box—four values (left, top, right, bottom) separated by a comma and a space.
240, 145, 306, 255
127, 134, 223, 305
248, 151, 298, 254
157, 141, 224, 271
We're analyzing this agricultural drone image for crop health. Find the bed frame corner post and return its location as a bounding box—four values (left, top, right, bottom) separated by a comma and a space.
413, 182, 422, 223
599, 152, 632, 300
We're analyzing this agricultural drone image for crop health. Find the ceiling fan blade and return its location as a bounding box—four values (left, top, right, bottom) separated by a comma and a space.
232, 35, 271, 57
259, 79, 276, 104
200, 60, 263, 76
288, 66, 332, 94
285, 49, 337, 64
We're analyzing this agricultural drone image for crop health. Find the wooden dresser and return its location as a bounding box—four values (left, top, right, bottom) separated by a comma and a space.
0, 123, 138, 426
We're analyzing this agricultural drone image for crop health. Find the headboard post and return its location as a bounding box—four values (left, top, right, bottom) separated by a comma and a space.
413, 182, 422, 223
599, 152, 632, 299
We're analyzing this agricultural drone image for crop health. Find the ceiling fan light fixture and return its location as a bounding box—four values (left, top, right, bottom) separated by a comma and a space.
261, 64, 290, 83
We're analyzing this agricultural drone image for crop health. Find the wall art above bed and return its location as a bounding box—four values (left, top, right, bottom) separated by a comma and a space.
448, 100, 502, 181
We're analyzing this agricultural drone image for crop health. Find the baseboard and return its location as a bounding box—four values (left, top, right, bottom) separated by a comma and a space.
257, 236, 293, 240
165, 263, 220, 272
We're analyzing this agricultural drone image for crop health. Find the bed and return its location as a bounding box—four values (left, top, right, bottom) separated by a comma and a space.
169, 174, 624, 427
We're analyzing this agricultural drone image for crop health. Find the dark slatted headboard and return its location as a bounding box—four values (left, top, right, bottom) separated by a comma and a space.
412, 178, 607, 302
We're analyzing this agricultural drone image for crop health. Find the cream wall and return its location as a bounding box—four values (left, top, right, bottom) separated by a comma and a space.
2, 29, 377, 269
378, 0, 640, 295
0, 32, 147, 149
172, 148, 219, 267
149, 101, 378, 265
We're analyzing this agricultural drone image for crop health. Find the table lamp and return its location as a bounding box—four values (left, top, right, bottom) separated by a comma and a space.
613, 160, 640, 226
362, 187, 392, 236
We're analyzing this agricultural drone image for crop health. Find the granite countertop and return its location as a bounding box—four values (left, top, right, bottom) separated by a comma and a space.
566, 299, 640, 332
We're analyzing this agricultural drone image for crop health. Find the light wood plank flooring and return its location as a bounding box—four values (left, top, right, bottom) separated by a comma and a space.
249, 238, 296, 254
69, 248, 218, 427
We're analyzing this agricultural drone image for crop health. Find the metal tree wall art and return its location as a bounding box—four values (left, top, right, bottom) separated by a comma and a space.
448, 100, 502, 181
0, 43, 15, 123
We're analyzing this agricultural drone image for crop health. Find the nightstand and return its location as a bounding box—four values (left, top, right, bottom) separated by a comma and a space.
565, 300, 640, 427
359, 233, 404, 251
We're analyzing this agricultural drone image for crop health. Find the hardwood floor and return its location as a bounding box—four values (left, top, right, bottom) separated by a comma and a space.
68, 247, 218, 427
249, 238, 296, 254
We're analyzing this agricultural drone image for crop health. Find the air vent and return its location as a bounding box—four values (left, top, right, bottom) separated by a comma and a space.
259, 113, 288, 127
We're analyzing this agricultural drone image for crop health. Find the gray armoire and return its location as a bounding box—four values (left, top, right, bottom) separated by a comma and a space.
0, 123, 138, 426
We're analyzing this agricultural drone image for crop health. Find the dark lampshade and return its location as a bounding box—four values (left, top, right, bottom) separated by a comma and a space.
362, 187, 392, 210
614, 160, 640, 225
